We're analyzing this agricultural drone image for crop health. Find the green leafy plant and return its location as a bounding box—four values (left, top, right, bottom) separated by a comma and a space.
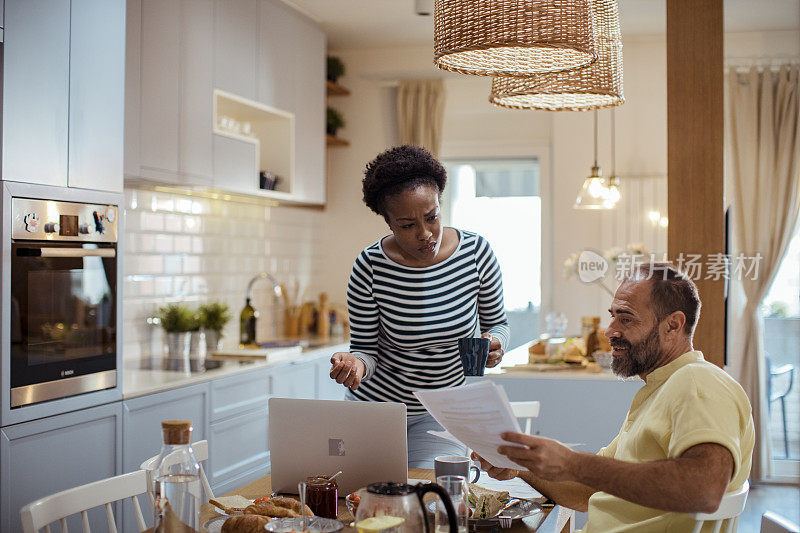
326, 56, 345, 82
327, 107, 345, 136
198, 302, 232, 334
156, 304, 196, 333
767, 301, 790, 318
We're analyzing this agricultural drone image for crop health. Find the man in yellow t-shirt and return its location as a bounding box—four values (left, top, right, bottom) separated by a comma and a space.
473, 262, 755, 532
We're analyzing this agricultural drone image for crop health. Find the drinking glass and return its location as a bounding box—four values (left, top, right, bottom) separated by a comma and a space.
436, 475, 467, 533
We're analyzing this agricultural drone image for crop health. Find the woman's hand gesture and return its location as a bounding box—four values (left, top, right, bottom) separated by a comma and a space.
329, 352, 366, 391
482, 333, 504, 367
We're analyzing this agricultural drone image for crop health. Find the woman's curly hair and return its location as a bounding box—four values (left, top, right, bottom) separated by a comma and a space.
362, 145, 447, 220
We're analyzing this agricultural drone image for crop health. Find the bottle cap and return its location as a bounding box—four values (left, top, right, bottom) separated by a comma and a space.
161, 419, 192, 445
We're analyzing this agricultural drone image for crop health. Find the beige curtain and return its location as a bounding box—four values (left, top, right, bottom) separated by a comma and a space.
397, 79, 446, 157
728, 65, 800, 481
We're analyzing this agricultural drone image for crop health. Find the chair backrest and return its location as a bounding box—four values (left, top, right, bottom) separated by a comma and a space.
510, 401, 541, 435
761, 512, 800, 533
19, 470, 148, 533
140, 439, 214, 501
690, 480, 750, 533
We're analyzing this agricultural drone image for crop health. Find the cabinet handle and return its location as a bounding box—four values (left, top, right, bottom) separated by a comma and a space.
267, 375, 273, 395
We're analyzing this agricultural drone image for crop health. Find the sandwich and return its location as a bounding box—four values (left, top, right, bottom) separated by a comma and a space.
209, 495, 253, 514
467, 483, 510, 519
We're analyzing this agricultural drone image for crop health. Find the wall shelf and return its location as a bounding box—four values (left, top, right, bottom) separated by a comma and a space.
326, 80, 350, 96
213, 89, 295, 197
326, 134, 350, 147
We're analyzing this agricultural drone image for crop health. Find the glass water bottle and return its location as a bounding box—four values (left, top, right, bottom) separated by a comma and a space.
152, 420, 201, 532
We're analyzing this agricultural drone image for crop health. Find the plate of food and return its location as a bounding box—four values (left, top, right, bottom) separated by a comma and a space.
425, 483, 542, 526
203, 495, 318, 533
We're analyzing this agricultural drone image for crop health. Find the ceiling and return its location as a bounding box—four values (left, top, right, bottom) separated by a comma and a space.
283, 0, 800, 50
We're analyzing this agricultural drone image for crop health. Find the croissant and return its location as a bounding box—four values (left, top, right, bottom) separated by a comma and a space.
244, 497, 314, 518
221, 514, 271, 533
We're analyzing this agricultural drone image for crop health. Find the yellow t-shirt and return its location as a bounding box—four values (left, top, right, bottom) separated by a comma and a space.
581, 351, 755, 532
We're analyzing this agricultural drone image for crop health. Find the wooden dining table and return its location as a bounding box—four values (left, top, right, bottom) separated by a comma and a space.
201, 469, 574, 532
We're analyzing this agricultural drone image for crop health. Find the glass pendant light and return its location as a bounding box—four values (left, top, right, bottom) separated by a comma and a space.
604, 108, 621, 208
574, 110, 612, 209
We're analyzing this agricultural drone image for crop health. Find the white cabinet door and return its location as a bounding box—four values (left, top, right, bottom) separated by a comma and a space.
179, 0, 214, 185
287, 12, 326, 205
214, 0, 258, 101
1, 0, 70, 186
270, 360, 317, 400
258, 0, 325, 205
213, 134, 258, 194
68, 0, 125, 192
139, 0, 180, 177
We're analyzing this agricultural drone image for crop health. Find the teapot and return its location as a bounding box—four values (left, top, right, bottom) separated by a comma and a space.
354, 481, 458, 533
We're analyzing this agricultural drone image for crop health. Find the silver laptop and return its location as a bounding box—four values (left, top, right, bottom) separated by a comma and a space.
269, 398, 408, 495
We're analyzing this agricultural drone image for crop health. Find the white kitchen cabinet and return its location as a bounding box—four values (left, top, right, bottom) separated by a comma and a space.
0, 402, 123, 533
138, 0, 181, 179
257, 0, 326, 204
213, 134, 259, 194
179, 0, 215, 185
2, 0, 70, 187
270, 359, 318, 400
68, 0, 126, 192
214, 0, 258, 101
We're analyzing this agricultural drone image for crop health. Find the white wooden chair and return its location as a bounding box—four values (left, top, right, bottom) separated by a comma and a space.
509, 401, 541, 435
140, 439, 214, 502
690, 480, 750, 533
761, 512, 800, 533
19, 470, 148, 533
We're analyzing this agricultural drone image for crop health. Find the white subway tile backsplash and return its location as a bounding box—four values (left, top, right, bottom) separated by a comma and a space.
123, 186, 327, 352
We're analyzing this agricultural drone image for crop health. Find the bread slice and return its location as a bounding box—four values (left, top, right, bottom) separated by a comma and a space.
209, 495, 253, 514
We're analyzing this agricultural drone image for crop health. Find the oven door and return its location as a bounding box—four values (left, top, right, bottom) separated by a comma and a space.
10, 241, 117, 407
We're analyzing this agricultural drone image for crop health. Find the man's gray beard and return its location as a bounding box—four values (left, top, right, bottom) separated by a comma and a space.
612, 325, 662, 378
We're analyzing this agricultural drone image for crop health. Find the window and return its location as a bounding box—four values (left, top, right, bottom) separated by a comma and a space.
443, 159, 542, 348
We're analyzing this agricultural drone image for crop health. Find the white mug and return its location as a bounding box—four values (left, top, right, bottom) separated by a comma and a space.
434, 455, 480, 483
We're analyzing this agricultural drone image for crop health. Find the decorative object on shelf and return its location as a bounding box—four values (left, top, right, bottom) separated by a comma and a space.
434, 0, 597, 77
326, 56, 345, 83
199, 302, 232, 353
489, 0, 623, 111
326, 80, 350, 97
156, 303, 196, 357
574, 109, 615, 209
326, 106, 345, 136
260, 171, 279, 191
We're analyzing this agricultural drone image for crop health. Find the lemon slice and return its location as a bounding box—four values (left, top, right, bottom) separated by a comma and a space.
355, 515, 406, 532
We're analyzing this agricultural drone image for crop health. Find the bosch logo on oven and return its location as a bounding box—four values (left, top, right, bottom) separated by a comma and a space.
61, 369, 75, 377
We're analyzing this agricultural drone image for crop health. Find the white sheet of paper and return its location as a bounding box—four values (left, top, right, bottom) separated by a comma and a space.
414, 381, 524, 470
473, 475, 543, 500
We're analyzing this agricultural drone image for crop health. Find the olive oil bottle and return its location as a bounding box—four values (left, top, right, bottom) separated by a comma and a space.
240, 298, 258, 346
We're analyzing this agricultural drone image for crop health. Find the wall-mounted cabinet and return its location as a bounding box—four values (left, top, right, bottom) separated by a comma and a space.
213, 90, 296, 201
2, 0, 124, 192
126, 0, 326, 205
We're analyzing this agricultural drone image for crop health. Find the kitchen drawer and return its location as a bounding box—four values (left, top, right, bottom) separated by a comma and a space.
208, 405, 269, 492
210, 367, 270, 422
269, 360, 317, 400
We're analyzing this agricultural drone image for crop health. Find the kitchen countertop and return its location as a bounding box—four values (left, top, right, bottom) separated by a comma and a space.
122, 338, 349, 399
487, 340, 630, 381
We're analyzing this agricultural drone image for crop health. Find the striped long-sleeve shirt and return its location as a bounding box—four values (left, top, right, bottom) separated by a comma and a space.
347, 229, 510, 416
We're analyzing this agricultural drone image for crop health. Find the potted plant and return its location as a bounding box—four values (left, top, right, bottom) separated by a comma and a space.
199, 302, 231, 353
156, 304, 195, 358
327, 56, 345, 83
327, 107, 345, 137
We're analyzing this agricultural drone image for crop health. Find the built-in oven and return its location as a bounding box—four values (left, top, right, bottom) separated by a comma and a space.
9, 197, 119, 408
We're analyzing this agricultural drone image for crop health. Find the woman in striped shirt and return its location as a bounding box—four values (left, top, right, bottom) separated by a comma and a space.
329, 145, 510, 467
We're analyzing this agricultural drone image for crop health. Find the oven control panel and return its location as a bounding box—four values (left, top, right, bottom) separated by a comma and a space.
12, 198, 118, 242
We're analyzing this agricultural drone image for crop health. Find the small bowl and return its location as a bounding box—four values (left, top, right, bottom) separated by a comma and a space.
344, 490, 361, 517
264, 517, 344, 532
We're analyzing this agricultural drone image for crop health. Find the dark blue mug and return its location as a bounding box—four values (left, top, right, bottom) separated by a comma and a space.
458, 337, 490, 376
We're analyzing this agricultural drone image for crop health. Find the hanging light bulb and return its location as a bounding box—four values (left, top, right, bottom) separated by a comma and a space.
575, 110, 612, 209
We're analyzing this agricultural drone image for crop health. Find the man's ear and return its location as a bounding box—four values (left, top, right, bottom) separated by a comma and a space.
664, 311, 687, 335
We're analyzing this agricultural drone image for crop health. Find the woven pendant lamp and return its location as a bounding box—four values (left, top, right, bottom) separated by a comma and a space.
434, 0, 597, 77
489, 0, 624, 111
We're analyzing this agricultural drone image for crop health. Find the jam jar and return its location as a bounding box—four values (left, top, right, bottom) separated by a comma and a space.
305, 475, 338, 519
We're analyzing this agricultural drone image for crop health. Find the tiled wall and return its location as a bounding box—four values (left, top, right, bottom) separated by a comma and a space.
122, 186, 330, 359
